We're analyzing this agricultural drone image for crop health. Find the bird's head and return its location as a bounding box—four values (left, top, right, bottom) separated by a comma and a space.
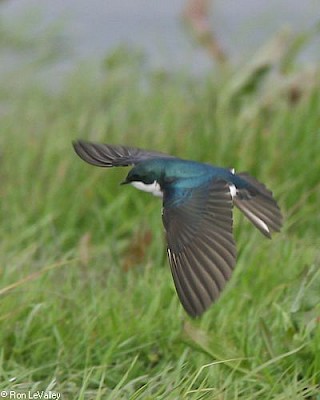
121, 163, 161, 186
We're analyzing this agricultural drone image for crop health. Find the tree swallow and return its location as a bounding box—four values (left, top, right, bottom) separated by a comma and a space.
73, 140, 282, 317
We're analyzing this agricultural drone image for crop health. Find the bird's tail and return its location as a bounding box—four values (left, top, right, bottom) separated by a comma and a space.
233, 172, 283, 238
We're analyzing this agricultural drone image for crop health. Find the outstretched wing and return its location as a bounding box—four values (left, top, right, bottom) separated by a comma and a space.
234, 172, 283, 238
162, 180, 236, 317
73, 140, 175, 167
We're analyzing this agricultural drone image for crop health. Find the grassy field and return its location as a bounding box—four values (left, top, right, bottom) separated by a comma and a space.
0, 41, 320, 399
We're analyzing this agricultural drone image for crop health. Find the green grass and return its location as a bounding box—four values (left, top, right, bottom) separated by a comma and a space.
0, 48, 320, 399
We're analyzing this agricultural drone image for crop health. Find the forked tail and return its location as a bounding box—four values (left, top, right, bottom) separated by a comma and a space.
233, 172, 283, 238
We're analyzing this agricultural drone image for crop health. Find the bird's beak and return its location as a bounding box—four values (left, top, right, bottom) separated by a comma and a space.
120, 179, 129, 185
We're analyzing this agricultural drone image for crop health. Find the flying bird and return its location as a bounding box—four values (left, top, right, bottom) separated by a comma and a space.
73, 140, 282, 317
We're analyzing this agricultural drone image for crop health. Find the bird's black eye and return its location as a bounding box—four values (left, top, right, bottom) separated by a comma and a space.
142, 176, 154, 184
127, 172, 141, 182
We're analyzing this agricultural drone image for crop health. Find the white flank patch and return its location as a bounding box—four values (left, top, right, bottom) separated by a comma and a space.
131, 181, 163, 198
243, 208, 270, 234
229, 183, 237, 199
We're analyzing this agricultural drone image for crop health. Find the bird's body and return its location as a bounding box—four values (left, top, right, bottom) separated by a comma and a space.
128, 157, 233, 184
128, 158, 233, 197
73, 140, 283, 317
124, 158, 244, 203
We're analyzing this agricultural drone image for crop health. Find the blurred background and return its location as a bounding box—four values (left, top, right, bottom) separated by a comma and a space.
0, 1, 320, 399
1, 0, 320, 84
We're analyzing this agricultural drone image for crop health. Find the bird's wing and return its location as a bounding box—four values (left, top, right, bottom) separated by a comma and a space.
162, 180, 236, 317
73, 140, 175, 167
234, 172, 283, 238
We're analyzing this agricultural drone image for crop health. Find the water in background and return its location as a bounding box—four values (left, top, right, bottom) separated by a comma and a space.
1, 0, 319, 80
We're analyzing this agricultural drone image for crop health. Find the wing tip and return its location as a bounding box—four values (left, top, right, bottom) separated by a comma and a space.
72, 139, 92, 165
72, 139, 113, 167
72, 138, 89, 155
72, 138, 86, 160
72, 138, 87, 148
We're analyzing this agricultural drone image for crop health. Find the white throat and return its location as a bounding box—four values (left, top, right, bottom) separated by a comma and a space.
229, 183, 237, 198
130, 180, 163, 198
